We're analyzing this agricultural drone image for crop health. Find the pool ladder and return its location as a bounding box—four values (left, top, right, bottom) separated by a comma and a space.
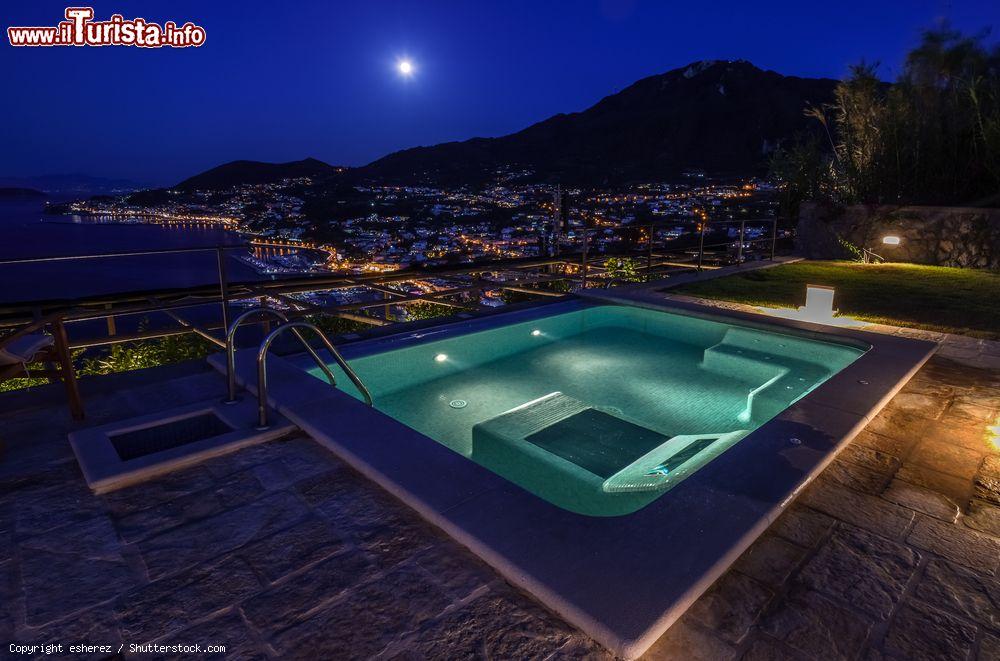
223, 308, 373, 430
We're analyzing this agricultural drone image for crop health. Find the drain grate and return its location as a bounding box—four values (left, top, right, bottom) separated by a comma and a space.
110, 413, 233, 461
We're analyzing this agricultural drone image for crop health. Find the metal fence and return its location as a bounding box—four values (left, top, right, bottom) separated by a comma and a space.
0, 216, 783, 352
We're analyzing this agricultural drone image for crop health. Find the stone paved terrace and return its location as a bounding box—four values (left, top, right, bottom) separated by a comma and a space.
1, 344, 999, 659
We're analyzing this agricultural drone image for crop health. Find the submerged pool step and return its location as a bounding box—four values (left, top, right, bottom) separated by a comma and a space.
701, 343, 789, 381
523, 407, 674, 480
702, 328, 795, 422
471, 393, 748, 514
473, 392, 668, 478
701, 326, 820, 379
708, 327, 831, 362
475, 392, 591, 441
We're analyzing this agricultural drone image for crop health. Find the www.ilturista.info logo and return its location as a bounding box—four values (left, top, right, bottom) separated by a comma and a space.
7, 7, 206, 48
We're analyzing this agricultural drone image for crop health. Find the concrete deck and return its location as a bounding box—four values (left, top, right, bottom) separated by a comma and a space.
1, 336, 998, 659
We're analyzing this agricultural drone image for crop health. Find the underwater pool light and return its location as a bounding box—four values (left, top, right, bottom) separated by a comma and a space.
435, 353, 448, 363
531, 329, 542, 336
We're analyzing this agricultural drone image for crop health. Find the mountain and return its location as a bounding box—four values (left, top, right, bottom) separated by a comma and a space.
0, 174, 145, 195
363, 60, 838, 184
175, 157, 340, 191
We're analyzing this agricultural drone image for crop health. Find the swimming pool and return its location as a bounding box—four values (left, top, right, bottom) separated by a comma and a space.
218, 294, 934, 657
305, 304, 864, 516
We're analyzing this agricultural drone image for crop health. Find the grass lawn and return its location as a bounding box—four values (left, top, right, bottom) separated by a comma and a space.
672, 260, 1000, 340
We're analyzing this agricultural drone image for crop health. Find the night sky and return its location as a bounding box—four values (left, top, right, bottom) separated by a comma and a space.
2, 0, 998, 186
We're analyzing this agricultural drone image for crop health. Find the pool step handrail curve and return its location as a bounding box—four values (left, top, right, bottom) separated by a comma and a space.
223, 306, 337, 404
256, 320, 374, 429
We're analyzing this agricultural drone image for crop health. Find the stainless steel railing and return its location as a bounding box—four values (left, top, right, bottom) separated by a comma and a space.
0, 215, 788, 351
255, 320, 373, 429
223, 306, 338, 403
578, 217, 779, 288
0, 244, 246, 334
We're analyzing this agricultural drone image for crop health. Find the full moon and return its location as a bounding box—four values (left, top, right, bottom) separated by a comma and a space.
398, 60, 414, 76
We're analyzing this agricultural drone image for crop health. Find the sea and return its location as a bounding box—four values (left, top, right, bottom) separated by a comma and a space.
0, 197, 261, 306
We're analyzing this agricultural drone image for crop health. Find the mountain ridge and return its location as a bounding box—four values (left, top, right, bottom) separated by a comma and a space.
361, 60, 838, 184
170, 61, 839, 190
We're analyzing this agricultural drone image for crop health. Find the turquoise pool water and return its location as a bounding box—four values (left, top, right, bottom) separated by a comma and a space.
307, 304, 864, 516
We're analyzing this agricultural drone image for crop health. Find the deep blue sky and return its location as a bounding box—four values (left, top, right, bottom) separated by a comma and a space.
2, 0, 998, 186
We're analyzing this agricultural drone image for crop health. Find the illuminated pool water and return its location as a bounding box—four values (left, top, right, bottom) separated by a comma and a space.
307, 304, 864, 516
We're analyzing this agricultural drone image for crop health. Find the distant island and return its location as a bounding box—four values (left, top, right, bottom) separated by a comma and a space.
0, 187, 46, 199
0, 174, 146, 195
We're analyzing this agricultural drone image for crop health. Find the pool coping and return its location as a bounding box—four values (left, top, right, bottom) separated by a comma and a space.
210, 295, 936, 659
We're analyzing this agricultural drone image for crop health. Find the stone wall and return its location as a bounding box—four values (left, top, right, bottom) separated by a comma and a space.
796, 203, 1000, 269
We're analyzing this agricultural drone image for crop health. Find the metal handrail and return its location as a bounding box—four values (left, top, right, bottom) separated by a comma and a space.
256, 320, 373, 429
0, 243, 247, 266
223, 307, 337, 403
0, 216, 785, 348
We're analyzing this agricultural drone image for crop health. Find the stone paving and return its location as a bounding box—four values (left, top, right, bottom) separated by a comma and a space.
0, 368, 598, 660
645, 354, 1000, 661
1, 344, 998, 659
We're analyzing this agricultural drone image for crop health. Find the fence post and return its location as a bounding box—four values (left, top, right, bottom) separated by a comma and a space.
697, 221, 707, 272
259, 296, 272, 334
581, 229, 589, 290
646, 223, 654, 281
52, 317, 84, 420
737, 219, 746, 264
770, 219, 777, 261
216, 247, 231, 332
105, 302, 116, 337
